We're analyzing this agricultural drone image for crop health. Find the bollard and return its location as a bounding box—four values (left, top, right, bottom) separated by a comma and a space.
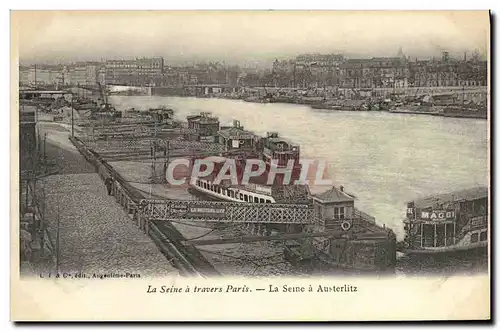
136, 212, 141, 228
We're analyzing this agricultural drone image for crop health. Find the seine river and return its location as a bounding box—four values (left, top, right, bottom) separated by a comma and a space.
110, 96, 489, 241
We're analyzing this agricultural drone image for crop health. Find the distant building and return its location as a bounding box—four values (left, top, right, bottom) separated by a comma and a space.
409, 52, 487, 88
295, 53, 344, 70
98, 66, 106, 84
19, 67, 62, 87
67, 66, 87, 86
339, 59, 373, 88
85, 65, 99, 86
19, 67, 30, 86
294, 54, 345, 88
369, 57, 409, 88
104, 57, 164, 85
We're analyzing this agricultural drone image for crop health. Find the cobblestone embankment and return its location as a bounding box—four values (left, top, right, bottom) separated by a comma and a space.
25, 122, 178, 277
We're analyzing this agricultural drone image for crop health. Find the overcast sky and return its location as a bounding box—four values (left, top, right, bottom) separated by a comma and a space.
13, 11, 490, 66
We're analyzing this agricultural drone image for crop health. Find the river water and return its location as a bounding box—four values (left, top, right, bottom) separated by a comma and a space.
109, 96, 489, 241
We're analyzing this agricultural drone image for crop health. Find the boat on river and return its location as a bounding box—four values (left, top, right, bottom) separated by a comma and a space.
190, 128, 309, 204
402, 187, 488, 256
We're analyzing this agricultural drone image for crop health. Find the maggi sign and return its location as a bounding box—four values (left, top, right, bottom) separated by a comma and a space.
420, 210, 456, 221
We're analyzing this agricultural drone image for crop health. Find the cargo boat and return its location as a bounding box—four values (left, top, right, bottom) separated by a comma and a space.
402, 187, 488, 255
389, 103, 443, 116
439, 106, 488, 119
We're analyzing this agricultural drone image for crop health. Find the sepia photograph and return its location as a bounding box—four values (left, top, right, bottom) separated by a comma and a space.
10, 9, 491, 321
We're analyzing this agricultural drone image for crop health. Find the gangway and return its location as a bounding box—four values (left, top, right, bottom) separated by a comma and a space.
138, 199, 314, 225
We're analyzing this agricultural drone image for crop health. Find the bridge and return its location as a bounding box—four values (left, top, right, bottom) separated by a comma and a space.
138, 199, 314, 225
95, 158, 316, 227
19, 89, 74, 100
182, 84, 240, 95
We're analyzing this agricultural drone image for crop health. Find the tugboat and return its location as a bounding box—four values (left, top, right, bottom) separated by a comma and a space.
402, 187, 488, 256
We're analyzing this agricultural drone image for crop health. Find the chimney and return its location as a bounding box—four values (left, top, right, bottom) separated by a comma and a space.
340, 185, 344, 192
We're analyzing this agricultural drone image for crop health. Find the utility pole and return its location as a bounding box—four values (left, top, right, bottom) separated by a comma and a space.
163, 140, 169, 184
150, 140, 156, 184
71, 94, 75, 137
43, 133, 47, 165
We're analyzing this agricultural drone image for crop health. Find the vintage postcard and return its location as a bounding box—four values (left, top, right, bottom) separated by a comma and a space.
10, 10, 490, 321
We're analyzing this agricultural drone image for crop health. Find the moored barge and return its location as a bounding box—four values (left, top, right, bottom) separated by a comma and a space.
190, 128, 309, 204
402, 187, 488, 255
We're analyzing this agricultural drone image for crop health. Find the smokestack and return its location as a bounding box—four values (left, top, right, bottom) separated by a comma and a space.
340, 185, 344, 192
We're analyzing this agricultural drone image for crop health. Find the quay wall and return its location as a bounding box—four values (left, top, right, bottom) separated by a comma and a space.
247, 86, 487, 100
349, 86, 488, 101
68, 135, 219, 276
152, 86, 188, 96
152, 85, 487, 104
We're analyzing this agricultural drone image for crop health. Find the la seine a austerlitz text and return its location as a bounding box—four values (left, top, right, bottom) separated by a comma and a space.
146, 284, 358, 293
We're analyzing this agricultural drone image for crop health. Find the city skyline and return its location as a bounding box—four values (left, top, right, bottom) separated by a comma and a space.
14, 11, 489, 66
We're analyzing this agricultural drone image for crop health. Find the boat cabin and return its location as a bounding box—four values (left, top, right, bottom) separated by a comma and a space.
218, 120, 260, 152
149, 107, 174, 124
311, 186, 356, 230
190, 154, 309, 204
187, 112, 220, 137
261, 132, 300, 168
404, 187, 488, 250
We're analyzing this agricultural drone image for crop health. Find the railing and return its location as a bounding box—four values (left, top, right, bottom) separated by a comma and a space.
112, 181, 138, 215
456, 214, 488, 242
353, 208, 376, 224
139, 199, 315, 224
84, 138, 225, 154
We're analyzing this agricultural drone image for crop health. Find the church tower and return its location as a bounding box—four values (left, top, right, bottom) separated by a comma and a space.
397, 46, 406, 60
